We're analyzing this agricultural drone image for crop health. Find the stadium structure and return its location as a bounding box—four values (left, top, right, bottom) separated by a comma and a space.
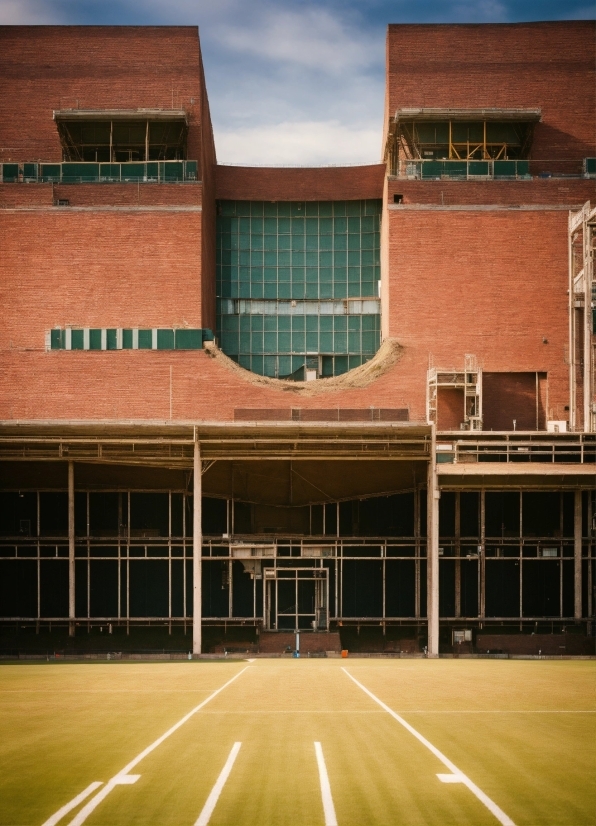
0, 22, 594, 658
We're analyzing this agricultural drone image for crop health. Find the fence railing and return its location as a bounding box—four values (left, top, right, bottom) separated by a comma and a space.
0, 160, 198, 184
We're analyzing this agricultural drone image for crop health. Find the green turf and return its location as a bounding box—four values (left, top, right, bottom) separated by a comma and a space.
0, 660, 594, 825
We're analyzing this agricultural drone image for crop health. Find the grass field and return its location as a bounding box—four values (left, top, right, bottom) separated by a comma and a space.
0, 659, 594, 826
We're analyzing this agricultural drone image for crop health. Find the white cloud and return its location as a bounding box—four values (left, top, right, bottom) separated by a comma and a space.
212, 6, 381, 74
215, 120, 382, 166
448, 0, 508, 22
0, 0, 61, 23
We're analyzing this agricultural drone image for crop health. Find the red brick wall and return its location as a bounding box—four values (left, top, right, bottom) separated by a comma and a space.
0, 26, 204, 164
483, 372, 542, 431
387, 178, 596, 207
198, 38, 217, 332
386, 22, 596, 167
385, 207, 570, 421
215, 165, 385, 202
0, 183, 202, 208
0, 209, 203, 349
437, 388, 464, 431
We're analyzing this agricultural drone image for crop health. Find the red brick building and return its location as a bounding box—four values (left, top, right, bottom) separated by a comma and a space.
0, 22, 594, 657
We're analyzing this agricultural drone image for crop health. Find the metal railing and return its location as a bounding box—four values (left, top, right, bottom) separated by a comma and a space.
0, 160, 199, 184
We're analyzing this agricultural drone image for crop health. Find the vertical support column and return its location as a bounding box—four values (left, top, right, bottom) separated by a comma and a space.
193, 440, 202, 655
479, 490, 486, 620
454, 492, 461, 618
68, 461, 75, 637
427, 429, 439, 656
574, 490, 582, 620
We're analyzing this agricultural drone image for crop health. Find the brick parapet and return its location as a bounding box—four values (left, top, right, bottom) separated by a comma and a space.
215, 165, 385, 202
0, 183, 202, 208
387, 178, 596, 206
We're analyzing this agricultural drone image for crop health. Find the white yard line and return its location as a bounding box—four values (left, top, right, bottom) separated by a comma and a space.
41, 783, 103, 826
342, 668, 516, 826
314, 742, 338, 826
52, 666, 249, 826
194, 742, 242, 826
391, 710, 596, 714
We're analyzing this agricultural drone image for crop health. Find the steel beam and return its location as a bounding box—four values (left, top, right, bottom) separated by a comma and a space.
427, 428, 439, 657
68, 461, 75, 637
575, 490, 582, 619
193, 441, 202, 654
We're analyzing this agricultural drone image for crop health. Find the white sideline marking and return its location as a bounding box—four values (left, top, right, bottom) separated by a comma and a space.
194, 742, 242, 826
67, 776, 140, 826
438, 773, 464, 783
314, 742, 338, 826
41, 783, 103, 826
60, 666, 249, 826
342, 668, 516, 826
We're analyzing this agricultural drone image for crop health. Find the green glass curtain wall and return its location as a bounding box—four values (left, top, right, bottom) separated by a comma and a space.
216, 200, 382, 379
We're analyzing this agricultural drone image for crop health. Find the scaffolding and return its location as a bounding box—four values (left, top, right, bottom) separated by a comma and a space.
569, 201, 596, 432
427, 355, 483, 431
385, 108, 541, 176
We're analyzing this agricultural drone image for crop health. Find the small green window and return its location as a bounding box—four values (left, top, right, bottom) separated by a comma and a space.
175, 329, 202, 349
138, 329, 153, 349
71, 330, 84, 350
157, 329, 175, 349
51, 329, 65, 349
122, 329, 133, 349
106, 329, 118, 350
89, 329, 102, 350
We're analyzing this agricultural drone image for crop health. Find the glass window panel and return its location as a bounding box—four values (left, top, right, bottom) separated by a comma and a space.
320, 331, 333, 351
306, 331, 319, 350
264, 332, 277, 352
263, 356, 277, 376
279, 331, 291, 350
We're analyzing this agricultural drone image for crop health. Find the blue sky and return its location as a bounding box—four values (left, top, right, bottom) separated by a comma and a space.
1, 1, 593, 165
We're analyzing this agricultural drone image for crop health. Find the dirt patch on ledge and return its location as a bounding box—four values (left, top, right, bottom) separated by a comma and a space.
203, 338, 403, 395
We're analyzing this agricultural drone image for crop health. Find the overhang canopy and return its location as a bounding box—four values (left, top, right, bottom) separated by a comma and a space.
53, 109, 189, 124
393, 108, 542, 123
